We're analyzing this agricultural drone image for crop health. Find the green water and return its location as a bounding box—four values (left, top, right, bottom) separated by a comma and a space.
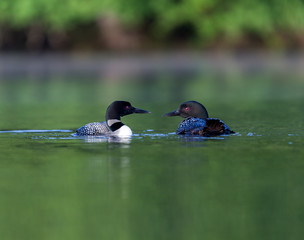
0, 54, 304, 240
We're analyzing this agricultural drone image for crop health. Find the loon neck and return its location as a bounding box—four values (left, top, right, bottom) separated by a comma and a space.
106, 119, 124, 131
106, 109, 121, 121
105, 105, 124, 131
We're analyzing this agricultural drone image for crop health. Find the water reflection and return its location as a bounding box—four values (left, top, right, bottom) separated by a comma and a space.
2, 53, 304, 79
88, 154, 131, 200
79, 135, 132, 145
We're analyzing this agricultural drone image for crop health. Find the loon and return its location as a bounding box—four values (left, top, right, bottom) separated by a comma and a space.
76, 101, 150, 136
163, 101, 234, 136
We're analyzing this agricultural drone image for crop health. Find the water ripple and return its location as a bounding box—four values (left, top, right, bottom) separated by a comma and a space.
0, 129, 300, 146
0, 129, 73, 133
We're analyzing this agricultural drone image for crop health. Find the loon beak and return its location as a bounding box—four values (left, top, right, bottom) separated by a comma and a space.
163, 110, 180, 117
133, 108, 151, 114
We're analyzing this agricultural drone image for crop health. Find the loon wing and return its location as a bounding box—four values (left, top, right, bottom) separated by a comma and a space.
76, 122, 110, 136
193, 118, 234, 136
176, 118, 207, 134
177, 118, 234, 136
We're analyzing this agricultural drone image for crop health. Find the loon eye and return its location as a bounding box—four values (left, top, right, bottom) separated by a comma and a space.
185, 107, 189, 111
126, 106, 130, 110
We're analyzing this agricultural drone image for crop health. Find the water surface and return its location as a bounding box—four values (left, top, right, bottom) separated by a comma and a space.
0, 53, 304, 240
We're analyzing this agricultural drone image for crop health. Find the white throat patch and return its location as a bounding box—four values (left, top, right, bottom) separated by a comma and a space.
107, 119, 121, 127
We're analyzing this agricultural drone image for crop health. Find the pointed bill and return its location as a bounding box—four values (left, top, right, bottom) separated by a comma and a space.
133, 108, 151, 114
163, 110, 180, 117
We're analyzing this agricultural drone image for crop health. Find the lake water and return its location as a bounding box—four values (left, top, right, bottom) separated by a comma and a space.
0, 53, 304, 240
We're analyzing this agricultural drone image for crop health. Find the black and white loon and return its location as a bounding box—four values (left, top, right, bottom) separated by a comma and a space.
76, 101, 150, 136
163, 101, 234, 136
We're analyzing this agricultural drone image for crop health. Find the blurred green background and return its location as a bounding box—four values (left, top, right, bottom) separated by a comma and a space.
1, 0, 304, 51
1, 1, 304, 240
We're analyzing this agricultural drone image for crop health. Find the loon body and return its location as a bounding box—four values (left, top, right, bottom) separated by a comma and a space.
76, 101, 150, 136
164, 101, 234, 136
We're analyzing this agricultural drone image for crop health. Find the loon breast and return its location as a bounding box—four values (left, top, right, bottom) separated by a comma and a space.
112, 125, 132, 136
177, 117, 234, 136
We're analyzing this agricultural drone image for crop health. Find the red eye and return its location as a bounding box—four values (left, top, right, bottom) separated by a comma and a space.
185, 107, 189, 111
126, 106, 130, 109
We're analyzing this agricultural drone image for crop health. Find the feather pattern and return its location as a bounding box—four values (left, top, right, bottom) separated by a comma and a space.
76, 122, 110, 136
177, 117, 234, 136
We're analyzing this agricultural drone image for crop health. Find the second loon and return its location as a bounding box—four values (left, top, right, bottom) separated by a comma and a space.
76, 101, 150, 136
163, 101, 234, 136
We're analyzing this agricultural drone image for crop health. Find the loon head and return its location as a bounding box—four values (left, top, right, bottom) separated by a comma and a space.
106, 101, 150, 121
163, 101, 209, 119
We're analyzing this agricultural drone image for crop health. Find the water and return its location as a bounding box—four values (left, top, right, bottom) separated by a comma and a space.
0, 53, 304, 240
